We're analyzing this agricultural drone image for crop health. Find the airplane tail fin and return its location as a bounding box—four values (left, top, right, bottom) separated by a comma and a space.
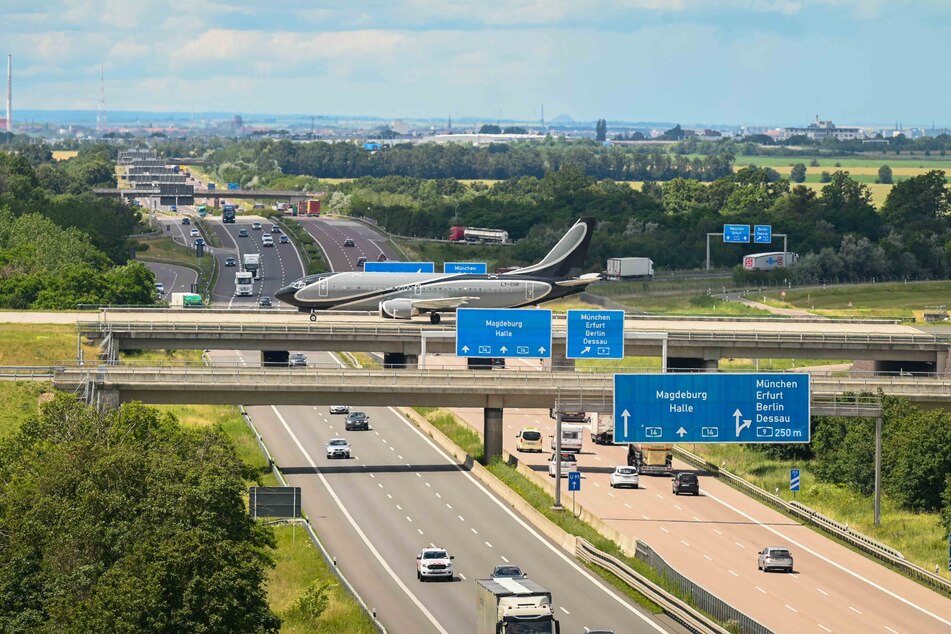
507, 217, 596, 279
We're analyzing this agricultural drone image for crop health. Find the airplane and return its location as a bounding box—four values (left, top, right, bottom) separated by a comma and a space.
275, 217, 600, 323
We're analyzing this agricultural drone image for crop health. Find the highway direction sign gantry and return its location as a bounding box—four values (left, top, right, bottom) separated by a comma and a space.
612, 373, 810, 444
754, 224, 772, 244
364, 261, 436, 273
444, 262, 488, 274
566, 309, 624, 359
456, 308, 552, 358
723, 224, 751, 243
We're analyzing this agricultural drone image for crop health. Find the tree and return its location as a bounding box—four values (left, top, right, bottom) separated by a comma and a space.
877, 164, 893, 184
881, 170, 951, 231
479, 124, 501, 134
658, 124, 685, 141
820, 171, 832, 183
790, 163, 807, 183
595, 119, 607, 142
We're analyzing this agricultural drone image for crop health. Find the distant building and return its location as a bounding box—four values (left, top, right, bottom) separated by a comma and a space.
781, 116, 863, 141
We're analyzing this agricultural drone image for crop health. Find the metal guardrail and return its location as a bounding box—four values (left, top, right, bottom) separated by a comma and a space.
0, 366, 56, 380
631, 539, 771, 634
575, 538, 734, 634
673, 446, 951, 597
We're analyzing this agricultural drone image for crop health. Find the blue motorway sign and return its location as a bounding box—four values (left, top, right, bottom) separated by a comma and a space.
456, 308, 552, 358
790, 468, 801, 492
566, 309, 624, 359
568, 471, 581, 491
754, 224, 772, 244
364, 261, 435, 273
613, 373, 810, 444
723, 224, 751, 243
444, 262, 488, 275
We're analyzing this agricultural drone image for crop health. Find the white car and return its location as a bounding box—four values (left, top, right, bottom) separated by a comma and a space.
252, 222, 262, 230
610, 466, 639, 489
189, 228, 200, 237
154, 282, 165, 294
325, 437, 351, 459
329, 405, 350, 414
548, 452, 578, 478
416, 547, 454, 581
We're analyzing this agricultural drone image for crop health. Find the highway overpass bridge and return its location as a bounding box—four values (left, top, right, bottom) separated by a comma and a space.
80, 315, 951, 373
54, 366, 945, 460
93, 188, 314, 201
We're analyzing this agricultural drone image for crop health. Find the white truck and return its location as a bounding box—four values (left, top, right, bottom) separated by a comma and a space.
476, 577, 560, 634
606, 257, 654, 281
591, 414, 615, 445
169, 292, 202, 308
235, 271, 254, 297
242, 253, 261, 279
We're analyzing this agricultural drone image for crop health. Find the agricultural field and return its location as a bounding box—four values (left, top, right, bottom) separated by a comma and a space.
758, 280, 951, 319
51, 150, 79, 161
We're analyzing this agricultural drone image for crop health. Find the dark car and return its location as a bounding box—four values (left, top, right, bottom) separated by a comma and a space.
224, 256, 236, 267
259, 296, 272, 308
672, 471, 700, 496
181, 217, 191, 225
238, 228, 249, 237
343, 238, 355, 247
279, 234, 289, 244
491, 564, 525, 578
377, 253, 388, 262
345, 411, 370, 431
357, 256, 367, 268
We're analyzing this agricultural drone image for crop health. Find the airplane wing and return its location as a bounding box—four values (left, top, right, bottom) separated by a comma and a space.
409, 296, 481, 311
555, 273, 602, 287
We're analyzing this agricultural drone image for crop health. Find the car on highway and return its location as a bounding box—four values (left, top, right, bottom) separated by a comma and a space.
279, 234, 289, 244
343, 238, 355, 247
224, 256, 236, 267
757, 547, 794, 573
416, 547, 454, 582
672, 471, 700, 496
252, 222, 262, 230
356, 256, 367, 268
515, 427, 543, 452
377, 253, 388, 262
345, 411, 369, 431
259, 296, 272, 308
609, 466, 640, 489
329, 405, 350, 415
490, 564, 525, 579
548, 452, 577, 477
194, 238, 205, 247
271, 225, 281, 233
189, 228, 200, 237
288, 352, 308, 367
325, 437, 351, 459
181, 217, 190, 225
154, 282, 165, 294
169, 204, 177, 212
238, 228, 249, 237
262, 235, 274, 247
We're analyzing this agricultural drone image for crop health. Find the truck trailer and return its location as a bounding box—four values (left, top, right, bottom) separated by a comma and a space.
628, 443, 673, 475
222, 204, 236, 223
449, 226, 510, 244
169, 292, 202, 308
742, 252, 799, 271
606, 257, 654, 280
476, 577, 560, 634
297, 200, 321, 216
591, 414, 615, 445
242, 253, 261, 279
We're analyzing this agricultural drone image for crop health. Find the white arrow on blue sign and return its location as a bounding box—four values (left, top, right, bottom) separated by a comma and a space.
723, 224, 751, 243
568, 471, 581, 491
566, 309, 624, 359
754, 224, 772, 244
790, 468, 801, 492
456, 308, 552, 358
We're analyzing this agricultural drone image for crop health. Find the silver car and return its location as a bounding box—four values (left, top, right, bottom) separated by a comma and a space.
325, 437, 351, 459
329, 405, 350, 415
757, 547, 794, 573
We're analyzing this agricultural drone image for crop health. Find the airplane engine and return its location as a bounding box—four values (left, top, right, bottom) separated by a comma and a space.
379, 298, 417, 319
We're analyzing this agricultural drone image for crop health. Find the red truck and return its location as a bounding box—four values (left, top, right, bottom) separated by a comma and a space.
297, 200, 321, 216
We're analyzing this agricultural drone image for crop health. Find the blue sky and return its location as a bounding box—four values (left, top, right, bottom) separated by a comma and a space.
3, 1, 950, 126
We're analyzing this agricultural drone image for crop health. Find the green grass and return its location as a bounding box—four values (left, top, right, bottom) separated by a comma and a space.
760, 280, 951, 319
119, 349, 206, 365
687, 443, 951, 582
394, 238, 515, 271
0, 382, 50, 439
166, 403, 271, 477
350, 352, 381, 369
137, 236, 217, 302
0, 324, 97, 365
415, 407, 485, 460
609, 292, 772, 316
729, 155, 951, 170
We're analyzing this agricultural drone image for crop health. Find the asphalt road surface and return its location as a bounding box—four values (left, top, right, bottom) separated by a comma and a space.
146, 262, 197, 299
206, 350, 674, 634
298, 217, 402, 271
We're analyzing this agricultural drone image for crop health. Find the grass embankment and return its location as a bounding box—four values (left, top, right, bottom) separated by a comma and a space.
595, 290, 771, 316
760, 280, 951, 320
349, 352, 381, 369
137, 236, 217, 301
0, 323, 97, 366
394, 238, 515, 271
119, 349, 205, 365
576, 356, 845, 373
412, 406, 742, 621
0, 382, 49, 439
688, 443, 951, 581
280, 218, 329, 275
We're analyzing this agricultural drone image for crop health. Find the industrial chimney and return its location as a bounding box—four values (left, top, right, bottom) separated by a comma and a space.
5, 54, 11, 133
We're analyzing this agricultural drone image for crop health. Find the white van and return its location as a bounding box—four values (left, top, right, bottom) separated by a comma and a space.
551, 423, 584, 453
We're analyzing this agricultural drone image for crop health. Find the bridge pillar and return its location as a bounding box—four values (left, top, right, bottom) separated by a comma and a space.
483, 408, 504, 464
668, 357, 718, 372
383, 352, 418, 369
551, 351, 575, 372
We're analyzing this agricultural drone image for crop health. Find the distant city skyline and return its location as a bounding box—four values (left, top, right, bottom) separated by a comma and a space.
4, 1, 951, 127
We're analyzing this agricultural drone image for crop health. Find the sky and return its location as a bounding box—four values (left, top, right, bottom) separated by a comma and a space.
4, 0, 951, 127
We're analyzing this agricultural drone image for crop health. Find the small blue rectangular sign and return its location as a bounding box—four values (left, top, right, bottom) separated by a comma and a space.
790, 468, 801, 491
444, 262, 488, 275
566, 309, 625, 359
456, 308, 552, 358
754, 225, 772, 244
568, 471, 581, 491
613, 373, 810, 444
723, 224, 751, 243
364, 261, 435, 273
227, 182, 240, 190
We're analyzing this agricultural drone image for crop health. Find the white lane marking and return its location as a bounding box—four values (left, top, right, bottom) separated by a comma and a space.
368, 473, 375, 479
673, 504, 682, 511
417, 529, 424, 535
713, 528, 723, 535
377, 483, 383, 489
458, 515, 465, 522
755, 586, 766, 594
435, 492, 442, 498
458, 573, 466, 581
624, 503, 632, 509
398, 454, 403, 460
607, 492, 615, 498
471, 528, 478, 534
425, 482, 431, 488
446, 503, 452, 509
559, 606, 570, 615
655, 494, 663, 499
396, 505, 402, 511
485, 541, 493, 548
386, 494, 393, 499
818, 625, 831, 633
728, 570, 738, 577
406, 516, 413, 523
817, 588, 828, 596
785, 604, 797, 613
703, 488, 951, 628
884, 627, 899, 634
680, 540, 690, 547
270, 406, 449, 634
703, 555, 713, 561
660, 527, 669, 534
641, 514, 649, 520
592, 482, 600, 487
735, 541, 746, 549
849, 606, 862, 615
692, 516, 702, 522
387, 407, 667, 632
501, 556, 509, 563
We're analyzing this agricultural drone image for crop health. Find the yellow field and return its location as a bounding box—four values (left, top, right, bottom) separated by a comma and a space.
52, 150, 79, 161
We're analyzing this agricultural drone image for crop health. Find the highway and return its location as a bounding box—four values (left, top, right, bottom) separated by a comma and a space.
209, 349, 673, 634
298, 216, 402, 271
145, 261, 197, 299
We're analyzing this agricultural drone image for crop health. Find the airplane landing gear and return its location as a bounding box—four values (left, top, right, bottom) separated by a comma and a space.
430, 313, 441, 325
309, 311, 317, 322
